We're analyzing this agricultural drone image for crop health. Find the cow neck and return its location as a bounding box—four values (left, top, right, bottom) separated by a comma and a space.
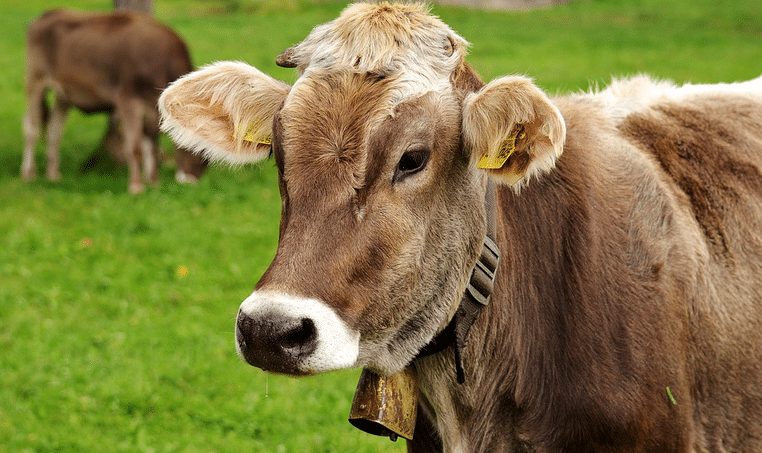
414, 179, 500, 384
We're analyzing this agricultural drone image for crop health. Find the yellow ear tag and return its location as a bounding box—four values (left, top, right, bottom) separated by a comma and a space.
477, 125, 526, 170
241, 126, 272, 146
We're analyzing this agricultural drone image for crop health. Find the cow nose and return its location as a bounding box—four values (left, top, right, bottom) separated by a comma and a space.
236, 311, 318, 373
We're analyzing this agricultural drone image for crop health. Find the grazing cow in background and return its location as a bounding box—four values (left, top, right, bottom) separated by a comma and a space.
160, 2, 762, 451
80, 113, 208, 184
22, 9, 208, 193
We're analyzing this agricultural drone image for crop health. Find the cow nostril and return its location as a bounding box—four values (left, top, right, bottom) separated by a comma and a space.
281, 318, 317, 351
237, 312, 254, 346
236, 312, 319, 372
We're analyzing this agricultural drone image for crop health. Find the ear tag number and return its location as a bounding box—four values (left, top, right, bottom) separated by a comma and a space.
477, 125, 526, 170
241, 126, 272, 146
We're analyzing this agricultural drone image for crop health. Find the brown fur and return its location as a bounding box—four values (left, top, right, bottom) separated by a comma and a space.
451, 62, 484, 94
622, 97, 762, 259
408, 93, 762, 452
21, 9, 207, 192
260, 74, 762, 451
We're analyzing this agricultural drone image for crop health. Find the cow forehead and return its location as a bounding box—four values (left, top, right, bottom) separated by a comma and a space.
277, 70, 460, 207
286, 2, 468, 103
279, 72, 394, 194
282, 71, 396, 128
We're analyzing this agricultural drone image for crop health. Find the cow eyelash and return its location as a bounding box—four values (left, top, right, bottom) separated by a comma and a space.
394, 148, 430, 182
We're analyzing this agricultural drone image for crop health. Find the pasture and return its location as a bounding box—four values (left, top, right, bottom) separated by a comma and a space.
1, 0, 760, 450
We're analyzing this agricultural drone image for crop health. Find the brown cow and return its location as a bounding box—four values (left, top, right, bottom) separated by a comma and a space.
21, 9, 207, 193
159, 3, 762, 452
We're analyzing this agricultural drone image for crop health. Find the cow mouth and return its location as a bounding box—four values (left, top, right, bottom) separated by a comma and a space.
234, 291, 361, 376
235, 314, 318, 375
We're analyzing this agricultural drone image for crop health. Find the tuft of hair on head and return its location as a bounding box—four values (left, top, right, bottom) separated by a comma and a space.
276, 1, 469, 81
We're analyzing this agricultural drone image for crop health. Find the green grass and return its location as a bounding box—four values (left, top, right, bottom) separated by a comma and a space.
0, 0, 760, 451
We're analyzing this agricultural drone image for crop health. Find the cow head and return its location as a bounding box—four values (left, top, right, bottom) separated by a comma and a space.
174, 147, 209, 183
159, 2, 565, 376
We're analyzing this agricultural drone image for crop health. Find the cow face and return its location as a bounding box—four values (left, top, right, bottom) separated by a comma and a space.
159, 2, 564, 376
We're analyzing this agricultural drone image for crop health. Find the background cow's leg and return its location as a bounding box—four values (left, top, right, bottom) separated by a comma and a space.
140, 135, 160, 186
150, 139, 161, 185
104, 114, 127, 165
116, 98, 145, 194
80, 114, 127, 172
45, 95, 70, 181
142, 109, 161, 186
21, 78, 47, 181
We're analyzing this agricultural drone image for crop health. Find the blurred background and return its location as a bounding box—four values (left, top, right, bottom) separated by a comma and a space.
0, 0, 760, 451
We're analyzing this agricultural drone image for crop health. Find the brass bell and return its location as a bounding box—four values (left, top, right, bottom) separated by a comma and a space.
348, 367, 418, 441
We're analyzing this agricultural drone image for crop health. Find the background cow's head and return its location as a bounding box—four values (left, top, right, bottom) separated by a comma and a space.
159, 2, 565, 376
174, 146, 209, 183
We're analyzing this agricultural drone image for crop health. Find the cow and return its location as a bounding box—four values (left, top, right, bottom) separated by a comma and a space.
21, 9, 208, 194
158, 2, 762, 451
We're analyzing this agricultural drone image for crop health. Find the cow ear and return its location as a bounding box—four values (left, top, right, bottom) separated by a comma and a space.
462, 76, 565, 187
159, 61, 290, 165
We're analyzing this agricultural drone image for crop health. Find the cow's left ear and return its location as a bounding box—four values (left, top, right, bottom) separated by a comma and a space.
159, 61, 290, 165
462, 76, 565, 187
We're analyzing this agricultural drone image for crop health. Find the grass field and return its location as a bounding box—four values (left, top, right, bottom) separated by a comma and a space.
0, 0, 760, 451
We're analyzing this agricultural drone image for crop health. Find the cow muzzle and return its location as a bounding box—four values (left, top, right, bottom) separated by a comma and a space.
235, 291, 360, 374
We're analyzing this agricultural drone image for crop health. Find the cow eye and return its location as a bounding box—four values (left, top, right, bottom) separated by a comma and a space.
395, 148, 429, 182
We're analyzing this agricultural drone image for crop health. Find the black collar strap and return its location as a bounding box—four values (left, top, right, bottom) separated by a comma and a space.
414, 180, 500, 384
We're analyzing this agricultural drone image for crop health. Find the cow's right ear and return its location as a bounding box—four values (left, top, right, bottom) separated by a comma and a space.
462, 76, 565, 187
159, 61, 290, 164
